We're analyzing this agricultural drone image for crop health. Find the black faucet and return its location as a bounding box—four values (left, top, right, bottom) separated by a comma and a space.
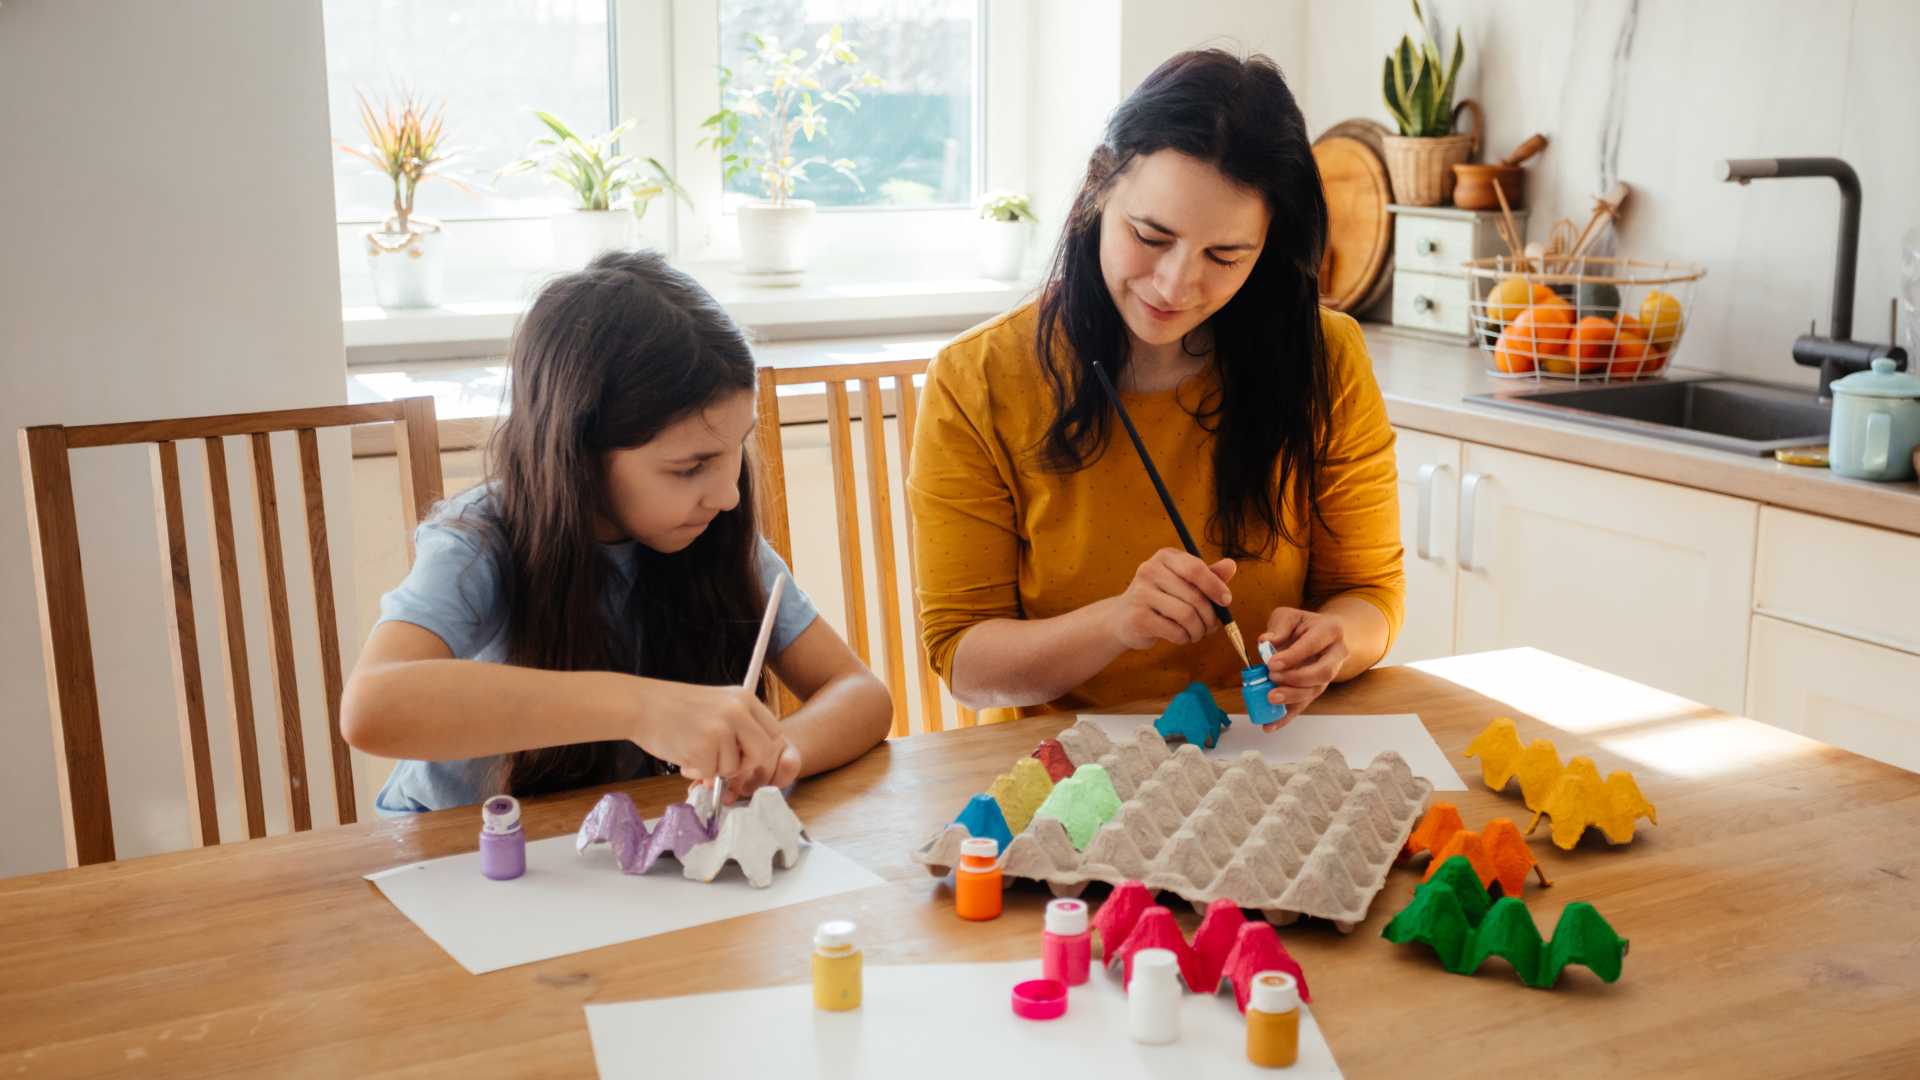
1719, 156, 1908, 398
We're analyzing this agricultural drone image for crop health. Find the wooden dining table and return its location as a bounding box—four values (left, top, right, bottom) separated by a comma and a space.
3, 648, 1917, 1078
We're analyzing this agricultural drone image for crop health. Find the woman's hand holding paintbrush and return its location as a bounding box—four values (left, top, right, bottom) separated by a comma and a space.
1108, 548, 1240, 650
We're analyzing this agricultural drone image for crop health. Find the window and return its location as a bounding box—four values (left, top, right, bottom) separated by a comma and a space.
321, 0, 614, 223
714, 0, 980, 210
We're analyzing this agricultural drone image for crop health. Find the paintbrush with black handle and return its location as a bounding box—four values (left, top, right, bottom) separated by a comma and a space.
1088, 360, 1251, 669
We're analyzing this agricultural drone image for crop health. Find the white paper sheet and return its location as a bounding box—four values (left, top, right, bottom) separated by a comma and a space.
585, 960, 1343, 1078
1078, 712, 1466, 790
366, 832, 886, 974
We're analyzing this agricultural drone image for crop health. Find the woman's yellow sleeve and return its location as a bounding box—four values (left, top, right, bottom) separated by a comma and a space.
1306, 313, 1407, 650
906, 349, 1024, 684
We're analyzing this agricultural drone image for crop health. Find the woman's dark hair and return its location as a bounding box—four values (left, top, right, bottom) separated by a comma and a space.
1035, 49, 1332, 558
464, 249, 764, 797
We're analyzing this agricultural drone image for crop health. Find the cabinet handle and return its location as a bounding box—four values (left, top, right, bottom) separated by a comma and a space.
1418, 237, 1439, 255
1413, 295, 1435, 313
1416, 462, 1449, 560
1459, 471, 1488, 572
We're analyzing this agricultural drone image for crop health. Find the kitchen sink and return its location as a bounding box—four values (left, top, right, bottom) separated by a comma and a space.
1465, 376, 1832, 456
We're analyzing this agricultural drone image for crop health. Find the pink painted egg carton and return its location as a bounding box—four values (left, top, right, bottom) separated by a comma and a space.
915, 722, 1433, 931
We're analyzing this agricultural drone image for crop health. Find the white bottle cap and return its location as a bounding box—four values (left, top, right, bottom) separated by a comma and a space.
1249, 971, 1299, 1013
814, 919, 858, 949
960, 837, 1000, 859
1045, 898, 1088, 936
481, 795, 521, 834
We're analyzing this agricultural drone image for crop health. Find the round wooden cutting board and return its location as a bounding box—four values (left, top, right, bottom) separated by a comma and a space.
1313, 130, 1393, 313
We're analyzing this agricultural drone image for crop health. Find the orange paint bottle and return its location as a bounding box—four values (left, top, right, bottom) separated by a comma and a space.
955, 837, 1003, 921
1246, 971, 1301, 1068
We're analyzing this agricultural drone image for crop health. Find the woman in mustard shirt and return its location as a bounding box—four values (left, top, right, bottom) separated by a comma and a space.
907, 50, 1404, 725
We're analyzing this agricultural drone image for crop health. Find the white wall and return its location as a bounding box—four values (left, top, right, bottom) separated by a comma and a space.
1304, 0, 1920, 386
1119, 0, 1308, 98
0, 1, 355, 876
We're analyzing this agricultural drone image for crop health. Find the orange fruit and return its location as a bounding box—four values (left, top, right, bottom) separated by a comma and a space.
1615, 313, 1648, 337
1492, 327, 1536, 373
1508, 303, 1574, 364
1569, 316, 1619, 373
1608, 330, 1651, 376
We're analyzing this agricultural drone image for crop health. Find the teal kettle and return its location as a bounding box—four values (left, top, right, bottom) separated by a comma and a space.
1828, 357, 1920, 481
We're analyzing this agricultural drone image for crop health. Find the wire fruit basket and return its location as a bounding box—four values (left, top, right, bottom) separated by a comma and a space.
1463, 255, 1706, 382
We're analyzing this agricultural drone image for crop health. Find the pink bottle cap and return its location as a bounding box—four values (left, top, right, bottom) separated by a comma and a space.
1010, 978, 1068, 1021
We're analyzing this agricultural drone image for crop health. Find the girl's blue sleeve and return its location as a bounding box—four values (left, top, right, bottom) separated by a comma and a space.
756, 538, 820, 654
376, 519, 506, 659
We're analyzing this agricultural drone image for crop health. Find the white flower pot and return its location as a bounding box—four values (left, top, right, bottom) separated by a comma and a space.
736, 200, 816, 275
977, 218, 1031, 280
366, 224, 445, 309
550, 209, 635, 269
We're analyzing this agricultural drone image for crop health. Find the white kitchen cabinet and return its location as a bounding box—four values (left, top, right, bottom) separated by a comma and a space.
1754, 507, 1920, 655
1382, 427, 1461, 666
1746, 614, 1920, 773
1451, 444, 1759, 714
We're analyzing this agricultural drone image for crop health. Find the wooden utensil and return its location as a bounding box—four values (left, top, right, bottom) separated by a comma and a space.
1491, 180, 1527, 268
1452, 132, 1549, 211
1569, 182, 1632, 260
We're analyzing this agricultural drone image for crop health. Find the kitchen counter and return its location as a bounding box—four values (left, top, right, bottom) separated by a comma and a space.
344, 320, 1920, 538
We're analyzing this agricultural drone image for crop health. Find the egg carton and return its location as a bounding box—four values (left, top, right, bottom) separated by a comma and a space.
915, 722, 1433, 931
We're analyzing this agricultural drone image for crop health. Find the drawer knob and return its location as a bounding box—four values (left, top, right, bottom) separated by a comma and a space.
1414, 294, 1435, 313
1418, 237, 1439, 255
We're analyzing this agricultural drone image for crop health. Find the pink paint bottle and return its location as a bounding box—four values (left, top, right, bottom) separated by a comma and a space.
1043, 898, 1092, 986
479, 795, 525, 881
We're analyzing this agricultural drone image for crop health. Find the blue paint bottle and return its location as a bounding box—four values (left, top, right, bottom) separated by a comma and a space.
1241, 641, 1289, 727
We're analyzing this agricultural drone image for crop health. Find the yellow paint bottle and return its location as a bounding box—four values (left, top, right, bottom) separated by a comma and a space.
1245, 971, 1300, 1068
812, 920, 862, 1012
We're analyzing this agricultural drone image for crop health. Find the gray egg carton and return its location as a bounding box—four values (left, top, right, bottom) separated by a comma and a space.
914, 722, 1433, 931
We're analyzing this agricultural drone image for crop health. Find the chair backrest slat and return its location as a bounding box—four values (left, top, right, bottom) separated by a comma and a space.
297, 428, 355, 825
888, 375, 964, 732
18, 398, 444, 865
150, 440, 219, 845
202, 435, 268, 840
822, 382, 871, 665
754, 360, 984, 735
247, 432, 312, 832
753, 372, 802, 717
858, 378, 910, 738
17, 426, 113, 865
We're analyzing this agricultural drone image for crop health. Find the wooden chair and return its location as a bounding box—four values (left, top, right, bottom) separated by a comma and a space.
18, 398, 444, 866
754, 361, 977, 737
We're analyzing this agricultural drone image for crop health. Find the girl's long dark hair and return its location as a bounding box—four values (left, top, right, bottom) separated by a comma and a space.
1035, 49, 1333, 558
462, 250, 764, 797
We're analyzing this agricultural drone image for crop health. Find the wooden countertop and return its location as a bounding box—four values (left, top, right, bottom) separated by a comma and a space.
3, 649, 1917, 1077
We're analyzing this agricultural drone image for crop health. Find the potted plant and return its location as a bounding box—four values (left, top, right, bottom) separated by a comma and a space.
976, 191, 1036, 280
334, 89, 474, 308
500, 111, 691, 268
699, 26, 881, 276
1380, 0, 1480, 207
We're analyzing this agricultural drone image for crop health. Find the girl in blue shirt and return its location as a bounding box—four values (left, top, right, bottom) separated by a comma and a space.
342, 251, 893, 813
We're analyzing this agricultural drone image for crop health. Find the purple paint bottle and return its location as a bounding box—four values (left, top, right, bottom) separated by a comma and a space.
479, 795, 526, 881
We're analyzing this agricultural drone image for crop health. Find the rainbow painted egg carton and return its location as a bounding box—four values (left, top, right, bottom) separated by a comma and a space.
914, 722, 1433, 932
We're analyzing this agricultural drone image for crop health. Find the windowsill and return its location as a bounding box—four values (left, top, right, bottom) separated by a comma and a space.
342, 254, 1040, 365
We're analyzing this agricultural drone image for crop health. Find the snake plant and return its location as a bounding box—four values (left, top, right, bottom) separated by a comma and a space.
1382, 0, 1465, 138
